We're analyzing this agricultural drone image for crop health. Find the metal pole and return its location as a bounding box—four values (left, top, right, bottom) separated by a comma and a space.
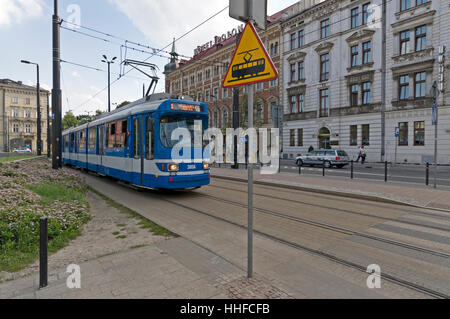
323, 160, 325, 177
380, 0, 387, 162
426, 162, 429, 186
351, 160, 354, 179
247, 83, 254, 279
39, 217, 48, 288
434, 101, 438, 189
52, 0, 62, 169
47, 94, 50, 158
299, 163, 301, 175
232, 33, 241, 170
394, 134, 398, 166
36, 64, 41, 156
385, 161, 388, 182
108, 62, 111, 113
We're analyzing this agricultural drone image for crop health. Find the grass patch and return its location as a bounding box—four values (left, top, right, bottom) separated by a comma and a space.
0, 155, 35, 163
112, 231, 120, 236
88, 186, 175, 238
116, 224, 126, 227
116, 235, 127, 239
130, 244, 147, 250
26, 182, 87, 207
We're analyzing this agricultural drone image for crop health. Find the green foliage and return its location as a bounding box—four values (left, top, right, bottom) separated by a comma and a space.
62, 111, 78, 130
0, 156, 35, 163
308, 146, 315, 153
116, 101, 131, 109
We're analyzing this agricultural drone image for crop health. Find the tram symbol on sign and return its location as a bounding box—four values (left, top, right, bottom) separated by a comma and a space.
230, 49, 269, 82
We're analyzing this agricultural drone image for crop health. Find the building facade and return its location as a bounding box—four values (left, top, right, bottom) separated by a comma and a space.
281, 0, 449, 164
164, 6, 294, 134
0, 79, 50, 153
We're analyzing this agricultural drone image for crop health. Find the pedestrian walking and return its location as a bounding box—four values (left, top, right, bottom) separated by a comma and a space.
356, 146, 367, 164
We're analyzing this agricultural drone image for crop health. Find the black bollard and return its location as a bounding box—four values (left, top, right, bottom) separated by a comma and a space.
323, 160, 326, 177
299, 163, 302, 175
384, 161, 387, 183
351, 160, 354, 179
40, 217, 48, 288
426, 162, 430, 186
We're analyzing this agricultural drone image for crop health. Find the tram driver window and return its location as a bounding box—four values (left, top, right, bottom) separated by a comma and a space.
107, 122, 116, 148
121, 120, 128, 148
70, 133, 75, 150
134, 118, 140, 159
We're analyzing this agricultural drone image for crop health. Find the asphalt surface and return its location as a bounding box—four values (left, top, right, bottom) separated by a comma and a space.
82, 172, 450, 298
216, 160, 450, 187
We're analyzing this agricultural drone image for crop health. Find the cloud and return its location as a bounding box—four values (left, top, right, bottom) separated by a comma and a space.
72, 71, 81, 78
0, 0, 45, 28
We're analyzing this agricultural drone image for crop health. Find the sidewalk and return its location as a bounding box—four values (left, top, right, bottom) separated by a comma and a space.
0, 237, 293, 299
211, 167, 450, 211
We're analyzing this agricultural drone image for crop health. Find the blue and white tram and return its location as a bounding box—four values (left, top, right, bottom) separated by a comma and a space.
62, 95, 211, 189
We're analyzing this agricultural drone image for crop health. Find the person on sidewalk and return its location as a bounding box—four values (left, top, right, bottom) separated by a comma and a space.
356, 146, 367, 164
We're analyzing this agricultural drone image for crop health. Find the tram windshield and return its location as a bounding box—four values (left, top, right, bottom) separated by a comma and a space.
160, 117, 205, 148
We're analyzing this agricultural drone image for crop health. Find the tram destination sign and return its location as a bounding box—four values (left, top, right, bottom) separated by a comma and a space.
171, 103, 203, 112
222, 22, 278, 88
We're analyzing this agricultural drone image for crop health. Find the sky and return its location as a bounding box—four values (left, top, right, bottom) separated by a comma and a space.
0, 0, 299, 116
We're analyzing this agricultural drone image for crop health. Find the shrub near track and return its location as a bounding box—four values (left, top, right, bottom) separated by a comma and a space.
0, 158, 90, 273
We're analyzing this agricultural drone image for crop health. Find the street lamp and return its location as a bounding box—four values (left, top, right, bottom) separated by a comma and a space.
21, 60, 42, 156
101, 55, 116, 113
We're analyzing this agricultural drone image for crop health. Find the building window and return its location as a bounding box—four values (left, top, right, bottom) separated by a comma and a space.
351, 7, 360, 29
415, 25, 427, 51
243, 85, 249, 94
400, 30, 410, 55
223, 110, 229, 126
362, 3, 370, 25
257, 104, 263, 121
12, 109, 19, 117
414, 121, 425, 146
197, 93, 202, 102
298, 94, 304, 113
321, 19, 330, 39
270, 78, 278, 87
414, 72, 426, 98
350, 125, 358, 146
297, 129, 303, 147
320, 53, 330, 82
256, 82, 263, 91
11, 97, 18, 104
290, 130, 295, 147
25, 110, 31, 118
290, 32, 297, 50
416, 0, 428, 5
298, 30, 305, 47
197, 72, 202, 82
290, 63, 296, 82
213, 66, 220, 77
399, 75, 410, 100
351, 45, 359, 67
320, 89, 329, 117
351, 84, 359, 106
222, 62, 229, 74
25, 98, 31, 105
290, 95, 298, 113
362, 41, 371, 64
298, 61, 305, 80
362, 124, 370, 146
362, 82, 371, 104
213, 88, 219, 100
190, 76, 195, 85
223, 88, 228, 99
205, 69, 211, 79
205, 90, 210, 102
400, 0, 411, 11
399, 122, 408, 146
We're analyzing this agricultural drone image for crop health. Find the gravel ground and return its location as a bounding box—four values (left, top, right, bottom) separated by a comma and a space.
11, 191, 170, 280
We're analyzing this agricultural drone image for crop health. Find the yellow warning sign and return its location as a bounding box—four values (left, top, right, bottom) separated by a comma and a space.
222, 22, 278, 88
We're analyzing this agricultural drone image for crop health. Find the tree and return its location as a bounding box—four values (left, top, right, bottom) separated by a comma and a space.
116, 101, 131, 109
95, 109, 104, 116
63, 111, 78, 130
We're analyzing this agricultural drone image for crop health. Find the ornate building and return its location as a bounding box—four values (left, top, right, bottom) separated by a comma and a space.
281, 0, 449, 164
164, 6, 295, 132
0, 79, 50, 153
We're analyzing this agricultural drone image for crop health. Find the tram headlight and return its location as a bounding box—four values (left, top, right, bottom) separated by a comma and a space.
203, 162, 212, 170
168, 163, 179, 172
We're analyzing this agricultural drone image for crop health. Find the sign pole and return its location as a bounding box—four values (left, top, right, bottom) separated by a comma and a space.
247, 78, 254, 279
434, 102, 438, 189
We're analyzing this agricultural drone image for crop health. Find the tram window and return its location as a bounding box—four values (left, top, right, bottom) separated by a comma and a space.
145, 117, 154, 160
134, 118, 140, 159
88, 127, 96, 149
79, 131, 86, 151
64, 135, 69, 149
107, 122, 116, 148
116, 121, 124, 148
122, 120, 128, 148
70, 133, 74, 149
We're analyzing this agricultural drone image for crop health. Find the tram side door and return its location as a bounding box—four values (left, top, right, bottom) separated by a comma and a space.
131, 116, 143, 186
99, 125, 105, 172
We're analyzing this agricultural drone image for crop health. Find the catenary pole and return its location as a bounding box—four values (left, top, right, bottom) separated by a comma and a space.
52, 0, 62, 169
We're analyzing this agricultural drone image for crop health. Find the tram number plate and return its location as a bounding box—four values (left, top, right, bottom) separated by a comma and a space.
188, 164, 196, 170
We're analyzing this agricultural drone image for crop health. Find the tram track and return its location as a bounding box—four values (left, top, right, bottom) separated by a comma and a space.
158, 193, 449, 299
207, 181, 450, 233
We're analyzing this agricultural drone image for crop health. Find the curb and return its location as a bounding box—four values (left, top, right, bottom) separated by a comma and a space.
212, 174, 450, 213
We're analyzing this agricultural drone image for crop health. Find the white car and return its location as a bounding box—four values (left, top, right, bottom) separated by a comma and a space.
296, 149, 350, 169
12, 148, 32, 154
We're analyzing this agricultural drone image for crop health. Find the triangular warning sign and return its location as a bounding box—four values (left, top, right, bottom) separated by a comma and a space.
222, 22, 278, 88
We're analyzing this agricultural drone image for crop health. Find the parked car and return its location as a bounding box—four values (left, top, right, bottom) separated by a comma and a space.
12, 148, 32, 154
296, 149, 350, 168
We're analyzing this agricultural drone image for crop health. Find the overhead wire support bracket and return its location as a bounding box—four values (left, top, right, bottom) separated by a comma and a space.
122, 59, 160, 97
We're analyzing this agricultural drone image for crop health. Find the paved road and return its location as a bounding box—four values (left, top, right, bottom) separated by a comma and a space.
217, 160, 450, 187
82, 172, 450, 298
